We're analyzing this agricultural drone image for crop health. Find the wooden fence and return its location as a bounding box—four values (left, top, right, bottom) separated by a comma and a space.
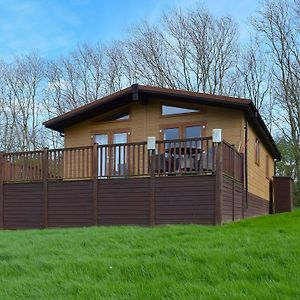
0, 138, 270, 229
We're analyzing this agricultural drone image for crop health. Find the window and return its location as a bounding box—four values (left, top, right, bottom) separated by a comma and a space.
163, 128, 180, 140
101, 111, 130, 122
266, 154, 270, 179
162, 105, 200, 116
255, 138, 260, 165
116, 114, 129, 121
161, 123, 204, 141
161, 123, 205, 167
185, 126, 202, 148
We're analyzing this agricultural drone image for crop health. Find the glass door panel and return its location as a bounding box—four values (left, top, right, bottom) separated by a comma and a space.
163, 127, 180, 150
185, 125, 202, 148
113, 132, 127, 175
95, 134, 108, 177
184, 125, 203, 170
163, 128, 180, 171
163, 127, 179, 140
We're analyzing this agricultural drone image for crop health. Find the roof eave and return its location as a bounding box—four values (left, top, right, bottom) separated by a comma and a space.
246, 103, 281, 160
43, 87, 133, 131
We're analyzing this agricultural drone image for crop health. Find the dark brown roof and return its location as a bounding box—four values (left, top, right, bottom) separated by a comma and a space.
43, 84, 281, 159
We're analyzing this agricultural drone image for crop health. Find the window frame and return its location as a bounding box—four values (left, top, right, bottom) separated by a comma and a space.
92, 128, 131, 145
255, 138, 260, 166
159, 121, 207, 140
266, 154, 270, 179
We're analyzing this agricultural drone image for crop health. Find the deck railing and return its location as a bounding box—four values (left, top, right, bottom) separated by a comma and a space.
155, 137, 215, 176
2, 150, 44, 181
0, 137, 244, 182
222, 140, 244, 182
98, 141, 148, 177
48, 146, 93, 179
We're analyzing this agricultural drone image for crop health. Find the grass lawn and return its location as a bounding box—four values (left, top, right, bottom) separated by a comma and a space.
0, 212, 299, 299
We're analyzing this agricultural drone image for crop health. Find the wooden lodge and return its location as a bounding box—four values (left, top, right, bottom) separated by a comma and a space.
0, 85, 293, 229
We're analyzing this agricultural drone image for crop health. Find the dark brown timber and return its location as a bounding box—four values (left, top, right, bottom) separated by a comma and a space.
0, 152, 3, 229
0, 137, 278, 229
92, 143, 98, 225
149, 150, 155, 226
215, 143, 223, 224
42, 148, 48, 228
232, 149, 235, 221
273, 176, 293, 213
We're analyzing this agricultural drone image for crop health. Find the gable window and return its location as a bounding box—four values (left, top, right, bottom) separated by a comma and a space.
116, 114, 129, 121
162, 105, 200, 116
255, 138, 260, 165
100, 111, 130, 122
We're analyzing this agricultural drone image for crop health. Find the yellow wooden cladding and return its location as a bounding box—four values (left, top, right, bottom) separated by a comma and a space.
64, 96, 275, 201
246, 125, 274, 200
64, 98, 245, 149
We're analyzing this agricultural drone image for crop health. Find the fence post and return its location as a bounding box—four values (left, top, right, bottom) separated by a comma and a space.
232, 150, 235, 221
215, 143, 223, 225
241, 154, 245, 219
0, 152, 4, 229
149, 149, 155, 226
42, 148, 48, 228
92, 143, 98, 225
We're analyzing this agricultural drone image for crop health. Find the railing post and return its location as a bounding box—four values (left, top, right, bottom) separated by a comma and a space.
215, 142, 223, 225
149, 149, 155, 226
42, 148, 48, 228
0, 152, 4, 229
92, 143, 98, 225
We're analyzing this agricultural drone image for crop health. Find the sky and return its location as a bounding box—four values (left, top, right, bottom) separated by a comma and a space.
0, 0, 260, 61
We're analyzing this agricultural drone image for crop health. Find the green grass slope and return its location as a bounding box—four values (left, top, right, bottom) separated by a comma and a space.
0, 212, 299, 299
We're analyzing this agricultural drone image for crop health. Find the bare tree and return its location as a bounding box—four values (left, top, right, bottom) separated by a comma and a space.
123, 7, 239, 94
0, 54, 46, 151
228, 37, 276, 131
44, 43, 126, 116
253, 0, 300, 199
0, 60, 17, 151
122, 22, 178, 88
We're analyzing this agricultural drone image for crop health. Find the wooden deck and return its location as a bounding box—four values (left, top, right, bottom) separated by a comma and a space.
0, 138, 270, 229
